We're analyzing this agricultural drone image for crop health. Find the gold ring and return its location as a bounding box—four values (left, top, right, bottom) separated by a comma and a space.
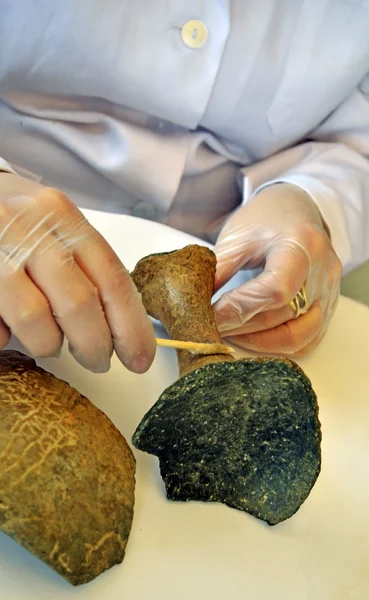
289, 283, 308, 318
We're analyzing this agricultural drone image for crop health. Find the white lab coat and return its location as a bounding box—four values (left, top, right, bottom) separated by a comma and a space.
0, 0, 369, 274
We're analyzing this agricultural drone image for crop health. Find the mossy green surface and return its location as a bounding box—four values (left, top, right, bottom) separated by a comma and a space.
133, 359, 321, 525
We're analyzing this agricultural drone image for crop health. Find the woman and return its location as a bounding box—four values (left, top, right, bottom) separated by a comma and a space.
0, 0, 368, 373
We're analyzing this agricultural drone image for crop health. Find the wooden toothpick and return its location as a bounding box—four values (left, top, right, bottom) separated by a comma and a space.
155, 338, 234, 356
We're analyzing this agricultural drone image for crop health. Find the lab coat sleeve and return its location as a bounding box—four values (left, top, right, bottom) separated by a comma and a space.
241, 74, 369, 275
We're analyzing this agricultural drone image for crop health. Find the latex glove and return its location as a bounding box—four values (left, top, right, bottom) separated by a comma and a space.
213, 183, 342, 357
0, 173, 155, 372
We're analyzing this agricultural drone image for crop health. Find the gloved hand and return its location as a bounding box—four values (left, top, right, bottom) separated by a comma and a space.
0, 173, 155, 372
213, 183, 342, 357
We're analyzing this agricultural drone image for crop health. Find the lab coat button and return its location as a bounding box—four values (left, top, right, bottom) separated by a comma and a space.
181, 20, 208, 49
132, 201, 158, 221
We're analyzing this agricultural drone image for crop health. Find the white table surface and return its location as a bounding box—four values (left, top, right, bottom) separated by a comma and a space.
1, 209, 369, 600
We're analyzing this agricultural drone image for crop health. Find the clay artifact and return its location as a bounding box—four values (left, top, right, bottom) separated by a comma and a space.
0, 350, 135, 585
132, 245, 321, 526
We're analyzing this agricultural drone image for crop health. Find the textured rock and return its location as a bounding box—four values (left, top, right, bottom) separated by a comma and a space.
133, 359, 321, 525
132, 244, 322, 525
0, 350, 135, 585
132, 245, 234, 377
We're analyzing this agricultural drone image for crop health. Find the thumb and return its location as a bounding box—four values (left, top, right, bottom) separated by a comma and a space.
213, 240, 310, 332
214, 230, 264, 292
213, 270, 281, 332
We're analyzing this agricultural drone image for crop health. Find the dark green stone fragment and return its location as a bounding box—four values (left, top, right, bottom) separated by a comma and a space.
133, 359, 321, 525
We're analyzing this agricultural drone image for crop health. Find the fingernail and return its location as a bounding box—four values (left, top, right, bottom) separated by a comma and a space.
215, 310, 251, 333
68, 342, 111, 373
130, 353, 152, 374
90, 358, 111, 374
215, 294, 242, 313
214, 301, 243, 332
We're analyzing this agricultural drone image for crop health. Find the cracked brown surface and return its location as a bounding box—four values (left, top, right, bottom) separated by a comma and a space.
0, 350, 135, 586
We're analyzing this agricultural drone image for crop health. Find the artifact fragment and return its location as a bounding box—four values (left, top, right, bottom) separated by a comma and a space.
0, 350, 135, 585
132, 246, 321, 525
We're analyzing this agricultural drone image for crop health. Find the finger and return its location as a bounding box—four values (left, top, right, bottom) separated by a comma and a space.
228, 330, 323, 359
0, 259, 63, 357
2, 189, 155, 373
224, 304, 323, 356
214, 231, 263, 291
288, 333, 324, 358
25, 236, 114, 373
70, 216, 156, 373
0, 203, 112, 371
216, 304, 296, 336
1, 195, 110, 368
0, 317, 11, 349
214, 240, 310, 331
